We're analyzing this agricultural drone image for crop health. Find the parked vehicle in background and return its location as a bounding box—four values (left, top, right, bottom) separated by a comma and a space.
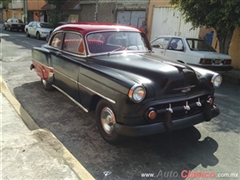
46, 22, 69, 42
151, 35, 233, 71
31, 22, 222, 144
25, 21, 53, 40
3, 18, 25, 31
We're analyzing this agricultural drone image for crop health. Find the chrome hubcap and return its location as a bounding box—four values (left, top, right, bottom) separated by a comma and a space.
100, 107, 116, 135
42, 79, 47, 87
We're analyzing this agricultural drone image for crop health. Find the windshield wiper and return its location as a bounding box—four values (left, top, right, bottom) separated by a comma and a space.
110, 46, 125, 53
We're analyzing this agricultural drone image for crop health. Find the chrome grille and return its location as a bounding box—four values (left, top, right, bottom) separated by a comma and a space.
152, 94, 209, 121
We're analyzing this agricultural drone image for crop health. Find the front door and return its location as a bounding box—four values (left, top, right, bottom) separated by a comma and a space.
165, 38, 185, 62
48, 32, 84, 103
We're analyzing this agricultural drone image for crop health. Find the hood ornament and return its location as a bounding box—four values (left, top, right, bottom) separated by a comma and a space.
174, 85, 194, 93
181, 87, 191, 93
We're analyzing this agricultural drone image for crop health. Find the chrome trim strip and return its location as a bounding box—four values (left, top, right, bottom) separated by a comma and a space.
54, 70, 116, 104
52, 85, 88, 113
54, 69, 77, 84
77, 82, 116, 104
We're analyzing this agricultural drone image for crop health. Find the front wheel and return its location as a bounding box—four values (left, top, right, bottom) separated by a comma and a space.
36, 32, 40, 40
26, 30, 30, 37
96, 99, 124, 144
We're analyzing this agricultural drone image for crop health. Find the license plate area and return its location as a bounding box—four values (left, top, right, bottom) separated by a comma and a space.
214, 59, 221, 64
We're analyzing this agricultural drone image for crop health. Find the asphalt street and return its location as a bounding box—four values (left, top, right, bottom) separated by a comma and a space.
1, 27, 240, 180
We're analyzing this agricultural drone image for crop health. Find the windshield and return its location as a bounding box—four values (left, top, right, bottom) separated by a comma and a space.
186, 39, 216, 51
37, 23, 53, 28
86, 31, 149, 54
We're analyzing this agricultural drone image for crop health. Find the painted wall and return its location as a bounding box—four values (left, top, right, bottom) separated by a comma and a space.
3, 9, 23, 21
27, 0, 46, 11
212, 28, 240, 70
229, 28, 240, 69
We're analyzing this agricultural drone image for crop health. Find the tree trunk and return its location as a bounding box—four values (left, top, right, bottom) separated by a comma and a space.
216, 27, 235, 55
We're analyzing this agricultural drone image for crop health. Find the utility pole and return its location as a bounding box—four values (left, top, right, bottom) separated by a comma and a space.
23, 0, 28, 23
94, 0, 98, 21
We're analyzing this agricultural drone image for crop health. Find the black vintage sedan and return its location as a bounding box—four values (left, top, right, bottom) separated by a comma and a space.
31, 22, 222, 144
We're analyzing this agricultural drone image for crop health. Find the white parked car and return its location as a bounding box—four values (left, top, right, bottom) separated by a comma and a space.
25, 21, 53, 40
150, 36, 233, 71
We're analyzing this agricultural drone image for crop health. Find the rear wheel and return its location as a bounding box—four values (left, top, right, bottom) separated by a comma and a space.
41, 77, 53, 91
96, 99, 124, 144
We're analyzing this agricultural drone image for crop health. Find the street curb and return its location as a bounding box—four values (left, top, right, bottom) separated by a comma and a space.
0, 76, 95, 180
0, 76, 40, 130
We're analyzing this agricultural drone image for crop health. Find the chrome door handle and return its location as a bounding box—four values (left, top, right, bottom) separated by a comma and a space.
55, 52, 62, 56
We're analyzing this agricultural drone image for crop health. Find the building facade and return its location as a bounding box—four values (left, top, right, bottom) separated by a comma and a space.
79, 0, 149, 29
2, 0, 24, 22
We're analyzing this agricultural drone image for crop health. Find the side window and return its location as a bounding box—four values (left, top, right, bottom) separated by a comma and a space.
32, 22, 36, 27
187, 40, 193, 49
50, 33, 63, 49
63, 32, 84, 54
151, 37, 170, 49
168, 38, 184, 51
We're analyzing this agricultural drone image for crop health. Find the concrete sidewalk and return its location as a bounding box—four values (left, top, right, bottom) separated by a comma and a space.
0, 77, 94, 180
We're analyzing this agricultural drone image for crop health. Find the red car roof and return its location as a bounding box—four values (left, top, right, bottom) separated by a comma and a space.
54, 22, 143, 36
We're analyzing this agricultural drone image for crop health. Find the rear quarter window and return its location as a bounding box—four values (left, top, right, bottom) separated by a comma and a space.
50, 33, 63, 49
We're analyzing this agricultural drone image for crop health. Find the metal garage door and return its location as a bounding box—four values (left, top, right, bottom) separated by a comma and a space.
151, 7, 199, 40
117, 11, 146, 28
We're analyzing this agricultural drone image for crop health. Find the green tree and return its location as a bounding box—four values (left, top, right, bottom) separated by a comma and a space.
44, 0, 68, 27
0, 0, 10, 8
170, 0, 240, 54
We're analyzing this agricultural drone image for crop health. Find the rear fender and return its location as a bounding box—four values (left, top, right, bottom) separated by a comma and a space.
32, 60, 54, 80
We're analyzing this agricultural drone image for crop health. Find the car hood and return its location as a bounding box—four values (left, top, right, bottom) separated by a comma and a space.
90, 53, 204, 99
193, 51, 231, 59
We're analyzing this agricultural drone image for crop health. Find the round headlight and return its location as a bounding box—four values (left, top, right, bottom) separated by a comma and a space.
211, 74, 222, 88
128, 85, 146, 103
